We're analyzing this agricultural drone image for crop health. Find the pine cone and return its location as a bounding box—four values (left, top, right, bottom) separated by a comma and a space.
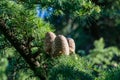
52, 35, 69, 57
44, 32, 56, 55
67, 38, 75, 54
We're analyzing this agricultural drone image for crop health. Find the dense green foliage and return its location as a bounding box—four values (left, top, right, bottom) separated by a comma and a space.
0, 0, 120, 80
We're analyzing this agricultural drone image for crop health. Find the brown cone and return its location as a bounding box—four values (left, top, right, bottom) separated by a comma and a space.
44, 32, 56, 55
52, 35, 69, 57
67, 38, 75, 54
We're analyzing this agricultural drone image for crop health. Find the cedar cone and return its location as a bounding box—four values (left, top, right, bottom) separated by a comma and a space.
52, 35, 69, 57
67, 38, 75, 54
44, 32, 56, 55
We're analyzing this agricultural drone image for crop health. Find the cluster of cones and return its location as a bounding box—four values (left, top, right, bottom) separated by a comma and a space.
44, 32, 75, 57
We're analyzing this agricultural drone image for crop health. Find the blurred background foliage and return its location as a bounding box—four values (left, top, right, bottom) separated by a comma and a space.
0, 0, 120, 80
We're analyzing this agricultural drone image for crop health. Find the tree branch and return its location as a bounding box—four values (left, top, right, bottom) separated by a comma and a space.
0, 19, 46, 80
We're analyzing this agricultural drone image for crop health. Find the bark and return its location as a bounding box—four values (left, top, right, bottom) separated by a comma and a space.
0, 20, 46, 80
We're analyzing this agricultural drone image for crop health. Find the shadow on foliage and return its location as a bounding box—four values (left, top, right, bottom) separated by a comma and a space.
101, 67, 120, 80
49, 65, 93, 80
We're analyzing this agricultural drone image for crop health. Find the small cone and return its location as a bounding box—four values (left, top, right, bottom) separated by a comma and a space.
67, 38, 75, 54
44, 32, 56, 55
52, 35, 69, 57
